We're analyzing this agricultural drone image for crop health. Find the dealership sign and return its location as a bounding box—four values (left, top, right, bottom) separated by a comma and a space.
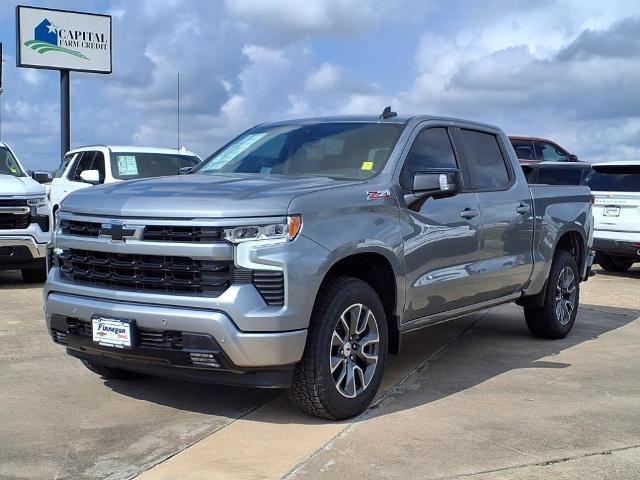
16, 5, 112, 73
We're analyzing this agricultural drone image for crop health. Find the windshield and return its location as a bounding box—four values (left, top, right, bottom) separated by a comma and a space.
110, 152, 200, 180
197, 123, 404, 180
584, 167, 640, 192
0, 146, 25, 177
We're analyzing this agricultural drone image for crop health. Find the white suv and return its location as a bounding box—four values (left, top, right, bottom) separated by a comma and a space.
49, 146, 201, 217
0, 141, 51, 282
584, 161, 640, 272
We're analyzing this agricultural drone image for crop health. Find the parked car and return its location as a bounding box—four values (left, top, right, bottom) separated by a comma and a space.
48, 146, 201, 218
46, 112, 594, 419
583, 161, 640, 272
522, 162, 593, 185
510, 136, 580, 164
0, 141, 51, 282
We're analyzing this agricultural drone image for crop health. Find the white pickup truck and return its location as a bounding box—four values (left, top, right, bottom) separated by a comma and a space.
0, 142, 51, 282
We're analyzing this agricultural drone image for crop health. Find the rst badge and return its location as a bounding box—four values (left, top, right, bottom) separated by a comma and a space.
366, 190, 391, 200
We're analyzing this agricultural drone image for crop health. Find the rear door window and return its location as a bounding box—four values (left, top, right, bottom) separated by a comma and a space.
510, 139, 536, 161
110, 153, 200, 180
457, 129, 511, 190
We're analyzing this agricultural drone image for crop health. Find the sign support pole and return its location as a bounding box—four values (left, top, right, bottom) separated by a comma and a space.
60, 69, 70, 158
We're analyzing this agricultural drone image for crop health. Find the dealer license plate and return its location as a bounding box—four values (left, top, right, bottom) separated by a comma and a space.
92, 317, 133, 349
603, 206, 620, 217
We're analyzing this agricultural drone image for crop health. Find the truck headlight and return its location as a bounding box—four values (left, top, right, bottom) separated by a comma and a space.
224, 215, 302, 244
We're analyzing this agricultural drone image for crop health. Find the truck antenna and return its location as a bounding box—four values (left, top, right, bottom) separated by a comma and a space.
379, 106, 397, 120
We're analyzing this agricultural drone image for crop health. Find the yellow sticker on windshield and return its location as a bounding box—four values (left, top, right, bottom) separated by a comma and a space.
361, 161, 373, 171
10, 167, 17, 174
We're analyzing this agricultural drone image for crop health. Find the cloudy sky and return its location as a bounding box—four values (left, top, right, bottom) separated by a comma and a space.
1, 0, 640, 170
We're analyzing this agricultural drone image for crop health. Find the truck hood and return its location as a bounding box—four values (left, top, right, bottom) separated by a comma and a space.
0, 174, 45, 196
61, 173, 360, 218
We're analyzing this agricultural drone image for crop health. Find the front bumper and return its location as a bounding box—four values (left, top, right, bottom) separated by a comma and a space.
0, 235, 47, 258
45, 292, 307, 386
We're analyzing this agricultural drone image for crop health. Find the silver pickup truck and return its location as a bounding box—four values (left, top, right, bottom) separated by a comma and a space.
45, 112, 594, 419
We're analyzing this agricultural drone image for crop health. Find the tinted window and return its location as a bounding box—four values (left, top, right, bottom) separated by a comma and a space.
54, 153, 76, 178
458, 129, 510, 190
69, 151, 96, 182
510, 139, 536, 160
0, 147, 25, 177
401, 127, 457, 189
535, 141, 569, 162
110, 153, 199, 180
584, 168, 640, 192
198, 123, 403, 180
537, 166, 592, 185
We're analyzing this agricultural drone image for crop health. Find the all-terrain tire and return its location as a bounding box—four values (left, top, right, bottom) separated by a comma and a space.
596, 252, 633, 272
81, 360, 141, 380
288, 276, 388, 420
524, 250, 579, 339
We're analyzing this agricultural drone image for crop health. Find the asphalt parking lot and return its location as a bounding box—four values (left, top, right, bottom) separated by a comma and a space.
1, 267, 639, 480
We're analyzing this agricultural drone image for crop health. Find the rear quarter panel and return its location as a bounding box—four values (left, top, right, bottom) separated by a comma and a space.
526, 185, 593, 295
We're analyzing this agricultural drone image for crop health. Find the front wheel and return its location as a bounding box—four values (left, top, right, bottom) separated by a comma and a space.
524, 250, 579, 339
288, 276, 388, 420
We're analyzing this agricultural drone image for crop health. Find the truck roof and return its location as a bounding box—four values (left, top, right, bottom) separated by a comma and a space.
67, 145, 199, 156
262, 114, 501, 131
591, 161, 640, 167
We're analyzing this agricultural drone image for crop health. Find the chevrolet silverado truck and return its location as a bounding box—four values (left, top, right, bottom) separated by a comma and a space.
0, 142, 51, 282
45, 112, 594, 419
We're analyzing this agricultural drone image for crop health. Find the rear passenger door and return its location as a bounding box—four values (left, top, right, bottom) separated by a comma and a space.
453, 128, 534, 302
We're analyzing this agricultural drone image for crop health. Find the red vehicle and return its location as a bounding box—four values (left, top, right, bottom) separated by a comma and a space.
509, 136, 580, 164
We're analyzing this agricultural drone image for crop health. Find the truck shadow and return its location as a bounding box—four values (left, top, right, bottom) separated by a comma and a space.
363, 302, 639, 421
0, 270, 44, 290
101, 302, 639, 425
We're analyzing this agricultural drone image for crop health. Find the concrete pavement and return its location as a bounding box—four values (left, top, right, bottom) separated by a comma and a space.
1, 267, 639, 479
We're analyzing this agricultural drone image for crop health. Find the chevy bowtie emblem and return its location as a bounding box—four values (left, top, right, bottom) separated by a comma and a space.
99, 222, 143, 242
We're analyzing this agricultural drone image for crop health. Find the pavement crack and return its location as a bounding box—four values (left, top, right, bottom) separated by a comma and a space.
433, 444, 640, 479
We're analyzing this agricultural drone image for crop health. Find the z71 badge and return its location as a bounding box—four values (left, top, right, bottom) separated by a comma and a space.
366, 190, 391, 200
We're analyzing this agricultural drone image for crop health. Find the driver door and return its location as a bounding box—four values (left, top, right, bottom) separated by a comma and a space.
398, 125, 482, 324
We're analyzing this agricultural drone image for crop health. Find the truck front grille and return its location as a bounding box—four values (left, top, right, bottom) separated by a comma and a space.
0, 213, 30, 229
0, 200, 30, 230
59, 219, 226, 243
59, 248, 232, 296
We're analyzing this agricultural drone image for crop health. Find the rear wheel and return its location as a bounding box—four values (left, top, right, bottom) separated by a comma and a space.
81, 360, 141, 380
524, 250, 579, 339
596, 252, 633, 272
288, 276, 388, 420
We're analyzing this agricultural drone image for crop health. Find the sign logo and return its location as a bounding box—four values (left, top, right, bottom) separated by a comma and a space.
99, 222, 144, 242
24, 18, 89, 60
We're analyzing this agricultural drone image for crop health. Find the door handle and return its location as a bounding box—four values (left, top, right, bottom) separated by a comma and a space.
516, 204, 530, 215
460, 208, 479, 220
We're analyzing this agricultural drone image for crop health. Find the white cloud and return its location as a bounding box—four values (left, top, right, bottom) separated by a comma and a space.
224, 0, 380, 37
305, 63, 343, 91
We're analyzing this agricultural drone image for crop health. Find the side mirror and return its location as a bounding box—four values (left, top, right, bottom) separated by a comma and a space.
412, 170, 459, 197
179, 166, 194, 175
31, 171, 52, 183
568, 154, 579, 162
79, 169, 100, 185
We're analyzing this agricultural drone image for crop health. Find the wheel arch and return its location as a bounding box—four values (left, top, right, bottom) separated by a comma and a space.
317, 248, 402, 355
